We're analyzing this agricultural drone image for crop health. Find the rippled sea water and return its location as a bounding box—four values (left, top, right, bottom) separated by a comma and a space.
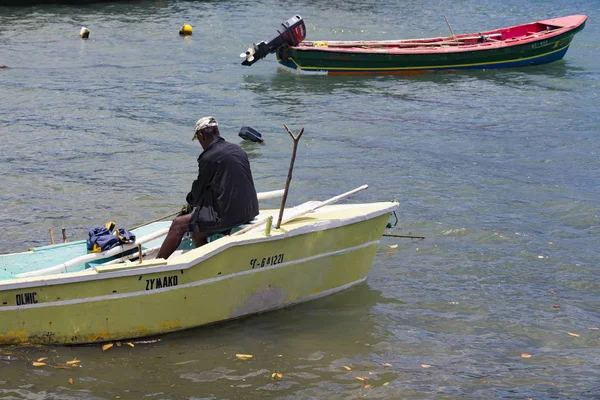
1, 0, 599, 398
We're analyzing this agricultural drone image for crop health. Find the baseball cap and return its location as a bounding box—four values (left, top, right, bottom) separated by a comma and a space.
192, 116, 218, 140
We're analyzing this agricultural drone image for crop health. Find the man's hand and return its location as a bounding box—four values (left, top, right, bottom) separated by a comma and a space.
179, 204, 193, 216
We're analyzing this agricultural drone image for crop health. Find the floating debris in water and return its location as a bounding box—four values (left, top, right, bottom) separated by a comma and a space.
133, 339, 161, 344
238, 126, 264, 143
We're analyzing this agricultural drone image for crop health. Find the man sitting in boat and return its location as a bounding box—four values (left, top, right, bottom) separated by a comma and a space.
156, 117, 259, 259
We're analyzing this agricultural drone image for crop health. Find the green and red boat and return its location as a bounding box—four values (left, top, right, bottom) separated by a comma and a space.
241, 15, 587, 75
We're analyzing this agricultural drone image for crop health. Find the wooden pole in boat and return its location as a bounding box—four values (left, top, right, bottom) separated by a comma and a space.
276, 124, 304, 229
383, 233, 425, 239
233, 185, 368, 237
138, 243, 143, 264
49, 228, 55, 245
444, 15, 458, 42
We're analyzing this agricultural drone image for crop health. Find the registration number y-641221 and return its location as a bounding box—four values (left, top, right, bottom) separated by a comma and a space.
249, 253, 284, 269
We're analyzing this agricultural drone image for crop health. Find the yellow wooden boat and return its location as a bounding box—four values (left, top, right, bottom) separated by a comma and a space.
0, 186, 397, 345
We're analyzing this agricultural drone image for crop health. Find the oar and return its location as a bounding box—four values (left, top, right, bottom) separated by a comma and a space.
103, 185, 370, 266
21, 188, 289, 277
100, 185, 370, 266
129, 189, 286, 230
444, 15, 458, 43
233, 185, 369, 236
129, 211, 180, 230
257, 189, 285, 200
307, 40, 466, 48
307, 34, 502, 48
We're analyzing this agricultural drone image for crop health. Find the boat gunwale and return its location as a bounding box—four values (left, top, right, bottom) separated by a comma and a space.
0, 202, 398, 291
290, 15, 587, 55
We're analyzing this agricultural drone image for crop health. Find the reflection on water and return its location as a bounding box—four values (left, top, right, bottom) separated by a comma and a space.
252, 58, 580, 90
0, 284, 389, 399
241, 60, 583, 124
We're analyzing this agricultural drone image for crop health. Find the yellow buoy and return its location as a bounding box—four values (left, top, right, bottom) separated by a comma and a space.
179, 24, 192, 36
79, 26, 90, 39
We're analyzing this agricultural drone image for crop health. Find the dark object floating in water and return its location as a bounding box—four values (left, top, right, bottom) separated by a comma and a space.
238, 126, 264, 143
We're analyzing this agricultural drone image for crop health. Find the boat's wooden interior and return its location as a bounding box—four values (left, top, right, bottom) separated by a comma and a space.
298, 22, 562, 50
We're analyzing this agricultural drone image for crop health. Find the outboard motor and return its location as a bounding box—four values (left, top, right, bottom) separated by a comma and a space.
241, 15, 306, 66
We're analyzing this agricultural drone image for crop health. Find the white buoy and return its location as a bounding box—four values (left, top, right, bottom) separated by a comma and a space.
79, 26, 90, 39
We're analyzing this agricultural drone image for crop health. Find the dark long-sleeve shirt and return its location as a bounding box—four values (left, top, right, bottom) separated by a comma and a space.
186, 137, 259, 233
